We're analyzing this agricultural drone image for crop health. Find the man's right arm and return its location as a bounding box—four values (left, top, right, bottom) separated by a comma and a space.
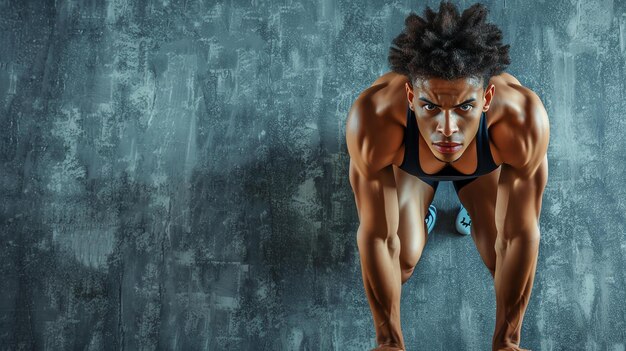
346, 103, 406, 350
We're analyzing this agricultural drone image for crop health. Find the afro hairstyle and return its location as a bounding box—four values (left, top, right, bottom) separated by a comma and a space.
388, 1, 511, 88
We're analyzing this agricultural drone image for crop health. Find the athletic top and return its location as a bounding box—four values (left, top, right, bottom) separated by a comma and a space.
399, 105, 500, 181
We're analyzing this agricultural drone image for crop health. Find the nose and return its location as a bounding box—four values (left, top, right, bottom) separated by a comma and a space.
436, 113, 459, 137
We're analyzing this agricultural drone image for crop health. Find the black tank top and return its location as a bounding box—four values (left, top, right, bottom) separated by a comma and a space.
399, 106, 500, 180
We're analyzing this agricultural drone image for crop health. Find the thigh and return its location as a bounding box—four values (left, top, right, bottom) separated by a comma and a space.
392, 165, 437, 269
455, 166, 502, 272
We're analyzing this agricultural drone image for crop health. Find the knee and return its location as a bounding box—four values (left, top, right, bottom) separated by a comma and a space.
400, 249, 422, 277
401, 265, 416, 284
496, 229, 541, 250
401, 262, 417, 276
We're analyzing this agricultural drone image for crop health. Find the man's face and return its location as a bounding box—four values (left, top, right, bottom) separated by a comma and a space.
405, 76, 495, 163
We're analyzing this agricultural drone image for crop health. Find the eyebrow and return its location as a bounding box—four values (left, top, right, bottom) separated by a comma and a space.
418, 97, 476, 108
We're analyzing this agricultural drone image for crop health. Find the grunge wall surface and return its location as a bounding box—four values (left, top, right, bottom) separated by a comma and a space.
1, 0, 625, 349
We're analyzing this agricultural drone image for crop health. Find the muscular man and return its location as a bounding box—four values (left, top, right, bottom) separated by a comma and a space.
346, 2, 550, 350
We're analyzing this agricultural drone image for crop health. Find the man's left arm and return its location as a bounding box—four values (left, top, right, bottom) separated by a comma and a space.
492, 92, 550, 350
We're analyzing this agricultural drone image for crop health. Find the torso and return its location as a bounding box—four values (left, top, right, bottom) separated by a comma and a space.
353, 71, 534, 176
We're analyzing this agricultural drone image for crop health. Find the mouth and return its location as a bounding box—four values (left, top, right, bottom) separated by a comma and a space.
433, 142, 462, 154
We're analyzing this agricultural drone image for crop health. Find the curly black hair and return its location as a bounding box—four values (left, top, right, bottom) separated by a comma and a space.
388, 1, 510, 88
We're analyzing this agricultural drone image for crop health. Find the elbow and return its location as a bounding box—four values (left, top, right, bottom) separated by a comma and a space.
495, 227, 540, 255
518, 227, 541, 242
497, 226, 541, 247
356, 225, 397, 246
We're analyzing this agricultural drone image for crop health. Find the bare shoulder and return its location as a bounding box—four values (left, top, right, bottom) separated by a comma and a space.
346, 87, 405, 179
490, 74, 550, 176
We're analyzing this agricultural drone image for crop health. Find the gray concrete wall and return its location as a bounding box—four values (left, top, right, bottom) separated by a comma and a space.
1, 0, 625, 350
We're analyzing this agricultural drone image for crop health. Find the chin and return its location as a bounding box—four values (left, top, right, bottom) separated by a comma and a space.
433, 147, 464, 163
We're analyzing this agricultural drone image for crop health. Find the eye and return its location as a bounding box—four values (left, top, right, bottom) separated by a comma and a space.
423, 104, 437, 111
459, 104, 473, 111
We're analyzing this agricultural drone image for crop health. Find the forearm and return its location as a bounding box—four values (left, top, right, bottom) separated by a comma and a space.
492, 230, 540, 350
357, 229, 405, 349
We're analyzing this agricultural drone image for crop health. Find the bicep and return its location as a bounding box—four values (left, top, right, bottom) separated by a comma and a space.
349, 160, 399, 241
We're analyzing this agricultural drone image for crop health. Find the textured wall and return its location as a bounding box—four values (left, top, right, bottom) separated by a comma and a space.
1, 0, 625, 350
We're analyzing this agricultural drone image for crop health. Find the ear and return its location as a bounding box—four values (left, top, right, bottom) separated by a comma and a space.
483, 84, 495, 111
405, 82, 414, 110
